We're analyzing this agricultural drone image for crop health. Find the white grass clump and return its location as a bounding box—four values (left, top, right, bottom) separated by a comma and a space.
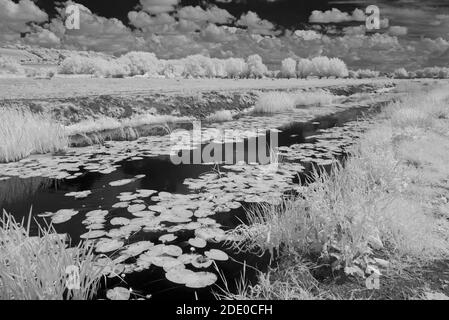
206, 110, 233, 122
253, 92, 296, 114
0, 211, 105, 300
0, 109, 68, 163
293, 90, 335, 106
65, 114, 192, 135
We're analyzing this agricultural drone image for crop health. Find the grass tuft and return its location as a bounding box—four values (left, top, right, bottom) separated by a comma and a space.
0, 108, 68, 163
0, 211, 105, 300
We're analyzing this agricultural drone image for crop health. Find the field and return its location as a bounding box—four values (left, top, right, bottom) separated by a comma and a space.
1, 76, 449, 300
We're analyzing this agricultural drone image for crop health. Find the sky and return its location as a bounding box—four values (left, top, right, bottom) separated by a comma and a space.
1, 0, 449, 70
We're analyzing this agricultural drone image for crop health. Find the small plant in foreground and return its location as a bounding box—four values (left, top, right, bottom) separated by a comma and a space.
0, 211, 105, 300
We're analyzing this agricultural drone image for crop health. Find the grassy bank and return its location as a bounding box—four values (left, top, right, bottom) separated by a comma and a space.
224, 86, 449, 300
0, 108, 67, 163
0, 211, 104, 300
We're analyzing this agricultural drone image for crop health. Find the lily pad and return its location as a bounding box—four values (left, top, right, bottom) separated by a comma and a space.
96, 239, 124, 253
106, 287, 130, 300
205, 249, 229, 261
185, 272, 217, 289
165, 269, 198, 285
188, 238, 207, 248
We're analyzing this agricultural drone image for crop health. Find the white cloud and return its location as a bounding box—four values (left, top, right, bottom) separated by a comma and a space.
309, 8, 366, 23
237, 11, 275, 34
0, 0, 48, 41
178, 6, 234, 24
140, 0, 180, 14
388, 26, 408, 36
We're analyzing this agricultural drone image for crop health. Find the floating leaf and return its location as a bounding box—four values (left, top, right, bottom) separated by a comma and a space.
96, 239, 124, 253
205, 249, 229, 261
188, 238, 207, 248
106, 287, 130, 300
185, 272, 217, 288
165, 269, 198, 285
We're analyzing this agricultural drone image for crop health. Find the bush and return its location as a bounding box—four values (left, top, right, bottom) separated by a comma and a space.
297, 57, 348, 78
117, 51, 161, 76
354, 69, 380, 79
393, 68, 409, 79
280, 58, 297, 78
58, 55, 129, 78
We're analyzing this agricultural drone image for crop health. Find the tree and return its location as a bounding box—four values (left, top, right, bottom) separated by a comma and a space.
280, 58, 297, 78
393, 68, 408, 79
296, 58, 314, 78
224, 58, 247, 78
246, 54, 268, 78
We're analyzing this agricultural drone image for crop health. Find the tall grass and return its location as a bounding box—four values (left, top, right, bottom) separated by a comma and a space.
0, 211, 105, 300
227, 86, 449, 299
253, 92, 296, 114
253, 90, 336, 114
0, 108, 68, 163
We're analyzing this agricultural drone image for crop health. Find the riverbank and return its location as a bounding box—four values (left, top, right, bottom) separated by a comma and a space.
223, 85, 449, 300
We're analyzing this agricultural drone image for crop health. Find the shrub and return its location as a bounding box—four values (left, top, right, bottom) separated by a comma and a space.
393, 68, 409, 79
354, 69, 380, 79
280, 58, 297, 78
0, 108, 68, 163
58, 55, 129, 78
117, 51, 160, 76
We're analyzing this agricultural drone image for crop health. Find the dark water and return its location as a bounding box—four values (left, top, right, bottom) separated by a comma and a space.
0, 103, 384, 300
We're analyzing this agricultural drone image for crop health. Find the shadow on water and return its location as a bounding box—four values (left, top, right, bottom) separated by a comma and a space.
0, 102, 384, 300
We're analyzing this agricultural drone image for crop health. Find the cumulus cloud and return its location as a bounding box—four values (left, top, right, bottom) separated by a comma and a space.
140, 0, 179, 14
388, 26, 408, 36
236, 11, 275, 34
177, 6, 234, 24
24, 26, 60, 47
294, 30, 322, 41
46, 2, 141, 53
309, 8, 366, 24
0, 0, 48, 41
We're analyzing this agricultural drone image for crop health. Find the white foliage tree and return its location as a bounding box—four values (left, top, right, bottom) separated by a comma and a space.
246, 54, 268, 78
296, 58, 314, 78
280, 58, 297, 78
224, 58, 247, 78
328, 58, 349, 78
117, 51, 161, 76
